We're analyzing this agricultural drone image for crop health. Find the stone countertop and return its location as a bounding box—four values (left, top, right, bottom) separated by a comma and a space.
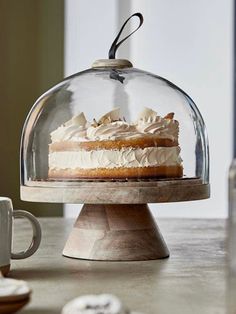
9, 218, 228, 314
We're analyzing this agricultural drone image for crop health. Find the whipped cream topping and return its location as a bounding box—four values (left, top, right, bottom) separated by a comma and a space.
136, 116, 178, 141
50, 112, 90, 143
86, 121, 137, 141
62, 294, 129, 314
51, 124, 88, 142
49, 147, 182, 169
0, 278, 30, 297
50, 107, 179, 143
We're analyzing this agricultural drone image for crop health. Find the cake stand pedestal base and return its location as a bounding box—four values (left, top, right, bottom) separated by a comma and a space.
63, 204, 169, 261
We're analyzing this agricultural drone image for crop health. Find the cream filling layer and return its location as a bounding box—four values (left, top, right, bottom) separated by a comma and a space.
49, 147, 182, 170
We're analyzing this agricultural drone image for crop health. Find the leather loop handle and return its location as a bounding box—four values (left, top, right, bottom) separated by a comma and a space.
108, 12, 144, 59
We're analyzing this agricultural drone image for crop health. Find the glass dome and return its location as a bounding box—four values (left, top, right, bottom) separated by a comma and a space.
20, 61, 209, 190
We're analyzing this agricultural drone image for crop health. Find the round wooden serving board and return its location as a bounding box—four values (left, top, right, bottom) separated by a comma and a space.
21, 178, 209, 204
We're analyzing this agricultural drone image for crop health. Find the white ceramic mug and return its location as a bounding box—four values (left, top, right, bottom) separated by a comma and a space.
0, 197, 41, 276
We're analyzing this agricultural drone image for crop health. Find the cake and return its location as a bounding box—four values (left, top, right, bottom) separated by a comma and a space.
48, 107, 183, 180
61, 294, 136, 314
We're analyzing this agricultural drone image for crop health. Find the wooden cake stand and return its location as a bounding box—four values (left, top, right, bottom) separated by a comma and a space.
21, 178, 210, 261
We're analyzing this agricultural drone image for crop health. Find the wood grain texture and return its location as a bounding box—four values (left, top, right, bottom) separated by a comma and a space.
21, 178, 210, 204
0, 264, 10, 276
0, 291, 31, 304
0, 297, 30, 314
92, 59, 133, 68
63, 204, 169, 261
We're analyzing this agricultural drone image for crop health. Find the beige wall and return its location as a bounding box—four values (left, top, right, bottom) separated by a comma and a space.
0, 0, 64, 216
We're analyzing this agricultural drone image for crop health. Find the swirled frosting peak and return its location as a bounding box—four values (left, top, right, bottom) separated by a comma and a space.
50, 112, 89, 142
87, 121, 136, 141
87, 108, 137, 141
136, 107, 179, 142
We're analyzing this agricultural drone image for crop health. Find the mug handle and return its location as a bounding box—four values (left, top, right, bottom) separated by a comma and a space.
11, 210, 42, 260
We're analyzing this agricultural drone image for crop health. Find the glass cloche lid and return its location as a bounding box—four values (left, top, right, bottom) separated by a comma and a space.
20, 13, 209, 203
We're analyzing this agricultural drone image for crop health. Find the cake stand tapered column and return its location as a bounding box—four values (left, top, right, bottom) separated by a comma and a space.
63, 203, 169, 261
